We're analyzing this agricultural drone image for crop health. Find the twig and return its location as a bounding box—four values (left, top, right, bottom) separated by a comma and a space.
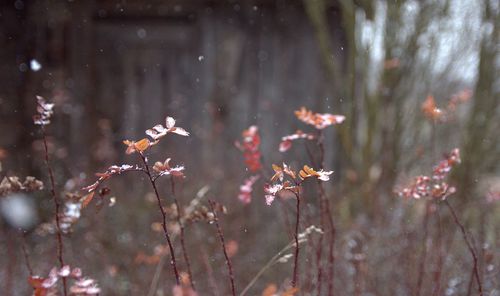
240, 238, 299, 296
317, 132, 336, 295
171, 176, 195, 290
444, 200, 482, 296
208, 199, 236, 296
5, 228, 14, 295
431, 207, 443, 296
279, 198, 293, 240
147, 186, 210, 296
304, 142, 325, 294
21, 233, 34, 276
139, 153, 180, 285
415, 201, 430, 296
41, 127, 67, 296
291, 190, 301, 288
325, 198, 336, 296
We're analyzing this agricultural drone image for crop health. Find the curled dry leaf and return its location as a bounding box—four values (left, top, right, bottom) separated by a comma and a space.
279, 130, 316, 152
145, 116, 190, 141
265, 164, 300, 205
153, 158, 185, 178
123, 138, 153, 154
81, 191, 95, 209
298, 165, 333, 181
270, 163, 296, 182
294, 107, 345, 129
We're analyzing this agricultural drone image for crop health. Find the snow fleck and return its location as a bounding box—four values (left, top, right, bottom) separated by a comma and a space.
30, 59, 42, 71
137, 28, 147, 39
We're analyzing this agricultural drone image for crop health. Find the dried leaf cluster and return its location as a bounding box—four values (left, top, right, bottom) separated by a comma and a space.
29, 265, 100, 296
33, 96, 54, 126
398, 148, 461, 200
0, 176, 44, 196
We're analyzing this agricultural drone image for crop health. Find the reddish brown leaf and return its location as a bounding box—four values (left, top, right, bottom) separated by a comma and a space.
81, 191, 95, 209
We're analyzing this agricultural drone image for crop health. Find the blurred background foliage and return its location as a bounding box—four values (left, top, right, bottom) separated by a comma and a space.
0, 0, 498, 295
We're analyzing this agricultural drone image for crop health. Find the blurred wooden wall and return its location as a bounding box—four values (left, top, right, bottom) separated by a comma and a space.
0, 0, 347, 188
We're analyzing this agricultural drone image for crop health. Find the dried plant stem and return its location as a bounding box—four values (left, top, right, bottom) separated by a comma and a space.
317, 134, 336, 296
305, 142, 325, 294
415, 201, 431, 296
139, 153, 180, 285
431, 208, 443, 296
319, 186, 336, 296
316, 242, 324, 295
41, 127, 67, 296
305, 131, 337, 295
325, 198, 336, 296
171, 177, 195, 290
240, 237, 298, 296
147, 187, 210, 296
208, 199, 236, 296
444, 200, 483, 296
291, 190, 301, 288
279, 198, 293, 240
6, 228, 14, 295
21, 234, 34, 276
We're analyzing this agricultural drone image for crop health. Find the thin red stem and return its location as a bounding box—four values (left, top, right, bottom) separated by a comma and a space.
291, 190, 301, 288
444, 200, 482, 296
41, 127, 67, 296
208, 199, 236, 296
171, 177, 195, 290
279, 198, 293, 240
5, 228, 14, 295
325, 198, 336, 296
317, 132, 336, 295
139, 153, 180, 285
431, 208, 443, 296
21, 234, 34, 276
305, 139, 325, 295
415, 201, 430, 296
